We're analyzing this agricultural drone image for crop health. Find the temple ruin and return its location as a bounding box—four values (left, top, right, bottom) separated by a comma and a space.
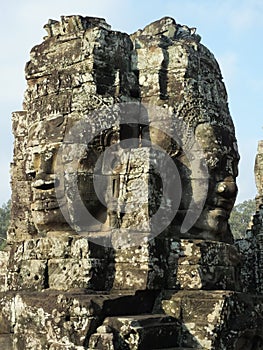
0, 15, 262, 349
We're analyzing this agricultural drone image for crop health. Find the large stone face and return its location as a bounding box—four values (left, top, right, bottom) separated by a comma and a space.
9, 15, 239, 245
1, 15, 262, 350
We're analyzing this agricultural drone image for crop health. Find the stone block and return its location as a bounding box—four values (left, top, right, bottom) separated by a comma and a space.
11, 292, 107, 349
89, 332, 115, 350
8, 260, 47, 291
177, 264, 237, 290
101, 314, 182, 349
23, 237, 71, 260
162, 293, 225, 326
0, 295, 13, 334
161, 291, 230, 349
113, 263, 149, 290
0, 334, 13, 349
1, 13, 263, 350
114, 243, 152, 263
160, 291, 263, 349
113, 261, 166, 290
0, 251, 9, 292
178, 240, 241, 267
48, 258, 114, 290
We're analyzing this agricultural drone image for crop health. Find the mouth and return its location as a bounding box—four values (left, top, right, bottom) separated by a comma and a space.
31, 198, 60, 211
31, 185, 65, 212
210, 207, 229, 219
208, 200, 235, 219
211, 196, 235, 213
32, 177, 59, 191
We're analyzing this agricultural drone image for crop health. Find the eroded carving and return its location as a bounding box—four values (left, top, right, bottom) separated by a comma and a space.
1, 15, 262, 350
9, 15, 240, 244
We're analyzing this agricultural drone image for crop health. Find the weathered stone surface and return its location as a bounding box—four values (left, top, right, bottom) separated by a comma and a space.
0, 290, 159, 349
0, 335, 13, 349
0, 14, 262, 350
9, 14, 239, 244
13, 293, 101, 349
255, 140, 263, 208
159, 291, 263, 349
0, 251, 9, 292
239, 142, 263, 295
95, 314, 182, 349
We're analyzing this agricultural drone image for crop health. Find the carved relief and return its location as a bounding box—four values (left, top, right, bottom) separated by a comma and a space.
2, 16, 261, 350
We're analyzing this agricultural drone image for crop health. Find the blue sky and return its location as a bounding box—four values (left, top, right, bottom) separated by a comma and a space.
0, 0, 262, 205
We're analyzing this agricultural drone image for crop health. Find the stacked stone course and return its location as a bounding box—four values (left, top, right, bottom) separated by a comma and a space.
0, 15, 262, 349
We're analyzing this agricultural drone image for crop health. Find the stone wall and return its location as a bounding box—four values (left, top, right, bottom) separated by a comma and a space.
0, 15, 262, 350
255, 140, 263, 208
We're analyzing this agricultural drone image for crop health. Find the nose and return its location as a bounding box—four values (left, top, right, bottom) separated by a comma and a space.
35, 150, 56, 178
216, 179, 238, 199
38, 155, 52, 175
32, 152, 58, 190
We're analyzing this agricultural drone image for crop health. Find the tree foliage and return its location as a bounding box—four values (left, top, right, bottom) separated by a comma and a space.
0, 200, 11, 248
229, 199, 256, 239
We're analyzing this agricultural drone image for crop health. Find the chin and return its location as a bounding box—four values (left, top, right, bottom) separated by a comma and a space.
192, 207, 233, 243
31, 208, 68, 233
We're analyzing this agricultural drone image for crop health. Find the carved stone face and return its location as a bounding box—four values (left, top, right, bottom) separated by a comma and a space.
26, 116, 69, 233
26, 114, 115, 234
149, 120, 239, 242
20, 16, 239, 243
25, 110, 239, 243
192, 123, 239, 241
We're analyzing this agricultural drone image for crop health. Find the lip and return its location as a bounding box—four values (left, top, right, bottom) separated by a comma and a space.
32, 184, 64, 199
210, 207, 229, 218
206, 198, 234, 218
212, 195, 235, 211
32, 179, 55, 190
32, 176, 59, 190
31, 199, 60, 211
33, 186, 57, 199
217, 202, 232, 211
31, 185, 66, 212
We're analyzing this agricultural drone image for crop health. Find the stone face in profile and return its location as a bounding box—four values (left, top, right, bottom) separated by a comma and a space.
4, 16, 263, 350
9, 15, 239, 244
191, 122, 238, 241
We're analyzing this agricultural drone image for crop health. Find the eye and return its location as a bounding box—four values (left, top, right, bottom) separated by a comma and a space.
26, 171, 36, 180
33, 153, 41, 171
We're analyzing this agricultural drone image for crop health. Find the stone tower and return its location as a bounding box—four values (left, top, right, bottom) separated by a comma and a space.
0, 15, 262, 349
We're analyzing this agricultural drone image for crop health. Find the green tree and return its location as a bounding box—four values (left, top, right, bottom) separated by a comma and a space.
0, 200, 11, 248
229, 199, 256, 239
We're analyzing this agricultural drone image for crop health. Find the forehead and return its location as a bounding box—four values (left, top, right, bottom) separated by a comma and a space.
195, 122, 239, 175
27, 115, 66, 147
195, 122, 238, 153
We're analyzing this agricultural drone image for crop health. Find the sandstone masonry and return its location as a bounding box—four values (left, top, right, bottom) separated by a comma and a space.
0, 15, 262, 350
